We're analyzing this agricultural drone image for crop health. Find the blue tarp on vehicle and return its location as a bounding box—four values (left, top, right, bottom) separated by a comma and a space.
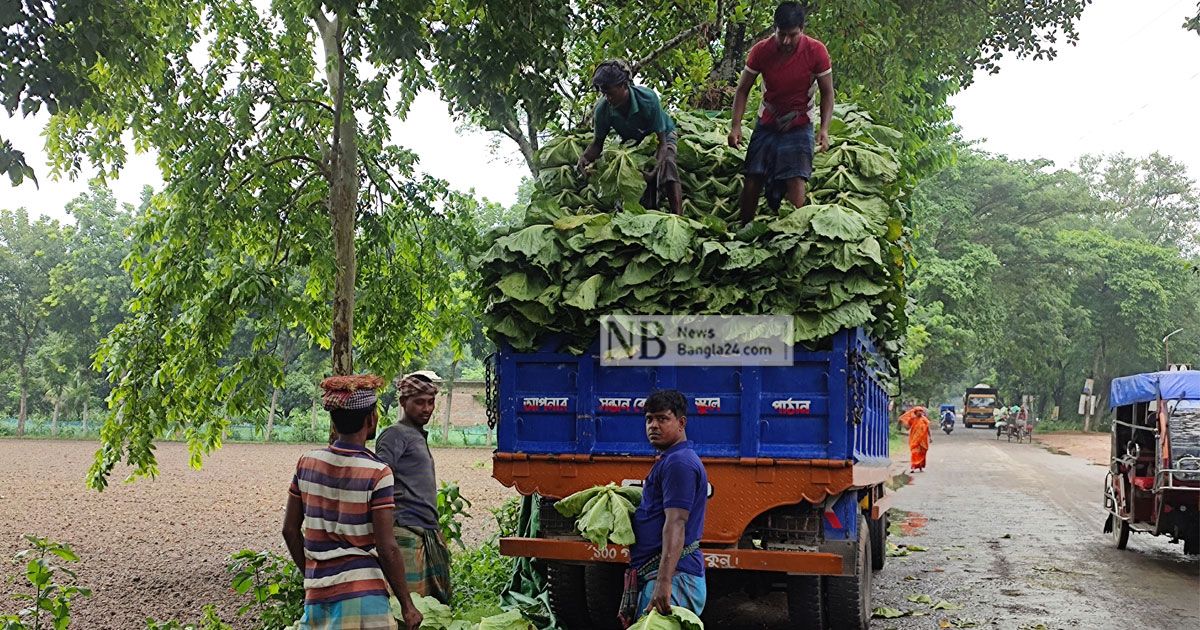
1109, 371, 1200, 407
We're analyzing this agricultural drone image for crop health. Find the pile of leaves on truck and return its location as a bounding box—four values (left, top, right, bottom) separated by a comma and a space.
553, 483, 642, 547
478, 104, 910, 358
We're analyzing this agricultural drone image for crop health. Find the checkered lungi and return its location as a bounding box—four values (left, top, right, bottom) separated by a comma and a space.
393, 525, 452, 604
299, 595, 395, 630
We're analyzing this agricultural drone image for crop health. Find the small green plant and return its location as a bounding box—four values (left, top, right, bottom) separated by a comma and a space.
2, 535, 91, 630
227, 550, 304, 630
449, 543, 515, 616
491, 496, 521, 540
437, 481, 473, 549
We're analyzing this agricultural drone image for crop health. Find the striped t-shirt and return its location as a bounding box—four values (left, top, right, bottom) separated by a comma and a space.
288, 441, 396, 604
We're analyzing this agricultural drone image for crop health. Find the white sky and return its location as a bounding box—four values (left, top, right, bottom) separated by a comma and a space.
2, 0, 1197, 223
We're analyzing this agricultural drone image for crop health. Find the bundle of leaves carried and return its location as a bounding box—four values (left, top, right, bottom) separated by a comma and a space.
479, 104, 910, 357
554, 483, 643, 547
628, 607, 704, 630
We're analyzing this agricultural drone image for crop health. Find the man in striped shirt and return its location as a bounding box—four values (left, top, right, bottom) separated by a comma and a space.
283, 374, 423, 630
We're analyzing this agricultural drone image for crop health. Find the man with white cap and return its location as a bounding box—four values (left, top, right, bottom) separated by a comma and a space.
282, 374, 423, 630
375, 372, 452, 604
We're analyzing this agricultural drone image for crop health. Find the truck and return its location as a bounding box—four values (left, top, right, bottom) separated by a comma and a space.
489, 327, 893, 630
962, 384, 999, 429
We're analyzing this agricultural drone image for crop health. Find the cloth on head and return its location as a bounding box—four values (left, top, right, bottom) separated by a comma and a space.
395, 373, 439, 399
320, 374, 384, 411
592, 59, 632, 90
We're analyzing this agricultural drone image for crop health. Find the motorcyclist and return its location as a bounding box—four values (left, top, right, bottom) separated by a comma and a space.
940, 407, 955, 432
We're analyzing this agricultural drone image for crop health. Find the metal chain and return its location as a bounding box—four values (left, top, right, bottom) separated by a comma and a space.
484, 352, 499, 430
849, 347, 866, 426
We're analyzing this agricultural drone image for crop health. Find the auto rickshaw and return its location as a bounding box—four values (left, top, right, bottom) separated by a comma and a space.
1103, 370, 1200, 554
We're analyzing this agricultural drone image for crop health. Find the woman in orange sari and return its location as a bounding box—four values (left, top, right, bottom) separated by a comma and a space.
908, 407, 931, 472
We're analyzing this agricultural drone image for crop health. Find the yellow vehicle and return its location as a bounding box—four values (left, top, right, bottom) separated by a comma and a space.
963, 384, 999, 429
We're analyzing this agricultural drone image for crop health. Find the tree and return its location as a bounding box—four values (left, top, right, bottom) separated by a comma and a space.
0, 208, 68, 434
432, 0, 1093, 177
1078, 152, 1200, 254
35, 1, 480, 488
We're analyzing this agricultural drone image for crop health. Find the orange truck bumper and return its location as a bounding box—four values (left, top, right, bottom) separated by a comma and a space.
499, 537, 847, 576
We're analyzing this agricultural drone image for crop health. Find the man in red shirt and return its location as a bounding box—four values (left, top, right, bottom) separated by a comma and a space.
727, 2, 834, 223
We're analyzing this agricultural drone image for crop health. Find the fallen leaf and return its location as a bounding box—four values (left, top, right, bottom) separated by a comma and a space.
939, 621, 955, 629
1000, 533, 1012, 539
871, 607, 910, 619
903, 575, 918, 581
911, 611, 928, 617
906, 544, 928, 552
906, 594, 933, 604
932, 600, 963, 611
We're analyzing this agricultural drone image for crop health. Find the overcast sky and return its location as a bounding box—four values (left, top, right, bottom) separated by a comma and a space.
3, 0, 1198, 223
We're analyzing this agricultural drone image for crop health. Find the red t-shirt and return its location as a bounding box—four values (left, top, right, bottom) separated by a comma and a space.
745, 34, 832, 127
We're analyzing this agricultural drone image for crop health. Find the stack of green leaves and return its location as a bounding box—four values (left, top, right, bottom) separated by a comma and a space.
399, 595, 535, 630
628, 607, 705, 630
479, 104, 910, 357
554, 483, 643, 547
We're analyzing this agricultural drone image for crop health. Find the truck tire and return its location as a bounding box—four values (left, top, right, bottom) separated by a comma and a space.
786, 575, 825, 629
825, 515, 872, 630
583, 563, 625, 630
546, 562, 590, 629
1184, 532, 1200, 555
869, 512, 887, 572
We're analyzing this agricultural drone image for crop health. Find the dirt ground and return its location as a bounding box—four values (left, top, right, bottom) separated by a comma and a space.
1033, 431, 1110, 465
0, 439, 514, 629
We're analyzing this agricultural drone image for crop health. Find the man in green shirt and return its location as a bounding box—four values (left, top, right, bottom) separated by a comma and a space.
577, 60, 683, 215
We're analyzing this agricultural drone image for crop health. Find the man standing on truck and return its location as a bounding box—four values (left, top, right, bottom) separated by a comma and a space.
727, 2, 834, 222
375, 373, 453, 605
577, 59, 684, 215
282, 374, 423, 630
620, 389, 709, 623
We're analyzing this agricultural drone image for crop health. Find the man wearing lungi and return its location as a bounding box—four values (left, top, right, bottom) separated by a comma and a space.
282, 374, 423, 630
577, 59, 684, 215
375, 373, 452, 604
728, 2, 834, 222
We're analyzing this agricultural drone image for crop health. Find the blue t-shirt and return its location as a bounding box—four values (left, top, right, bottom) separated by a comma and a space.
630, 440, 708, 577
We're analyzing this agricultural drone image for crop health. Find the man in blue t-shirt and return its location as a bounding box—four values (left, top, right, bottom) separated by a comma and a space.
628, 389, 709, 619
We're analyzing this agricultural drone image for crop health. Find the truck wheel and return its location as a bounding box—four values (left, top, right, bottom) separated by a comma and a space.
1109, 514, 1130, 550
825, 515, 872, 630
869, 512, 887, 572
785, 575, 824, 629
583, 563, 625, 630
546, 562, 590, 629
1183, 531, 1199, 555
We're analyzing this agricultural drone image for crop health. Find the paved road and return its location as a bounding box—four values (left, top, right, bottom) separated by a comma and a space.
706, 428, 1200, 629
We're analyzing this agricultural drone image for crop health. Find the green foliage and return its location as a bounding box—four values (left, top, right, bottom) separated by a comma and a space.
227, 550, 304, 630
627, 607, 704, 630
491, 496, 522, 539
554, 483, 643, 547
1, 536, 91, 630
480, 106, 910, 356
449, 544, 515, 615
437, 481, 473, 549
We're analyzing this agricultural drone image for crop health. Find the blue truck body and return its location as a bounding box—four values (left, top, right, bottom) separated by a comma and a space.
496, 327, 891, 465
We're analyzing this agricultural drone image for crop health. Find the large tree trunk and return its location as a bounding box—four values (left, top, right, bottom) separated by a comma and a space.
1084, 341, 1104, 432
441, 360, 459, 444
310, 396, 320, 430
315, 12, 358, 378
266, 386, 281, 442
17, 363, 28, 436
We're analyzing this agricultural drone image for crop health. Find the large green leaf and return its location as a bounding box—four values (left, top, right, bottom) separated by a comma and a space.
564, 273, 605, 309
650, 215, 695, 262
810, 205, 873, 241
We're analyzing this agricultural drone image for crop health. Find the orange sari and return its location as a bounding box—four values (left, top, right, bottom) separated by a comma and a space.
909, 415, 930, 470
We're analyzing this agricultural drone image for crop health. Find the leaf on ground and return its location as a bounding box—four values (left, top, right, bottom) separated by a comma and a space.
939, 620, 955, 629
906, 594, 933, 604
1000, 533, 1012, 539
905, 544, 928, 552
871, 607, 910, 619
932, 600, 963, 611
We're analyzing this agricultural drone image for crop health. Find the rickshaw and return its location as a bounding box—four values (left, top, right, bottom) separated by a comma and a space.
1103, 370, 1200, 554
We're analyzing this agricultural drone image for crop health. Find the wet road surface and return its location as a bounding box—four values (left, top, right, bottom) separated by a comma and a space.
704, 428, 1200, 629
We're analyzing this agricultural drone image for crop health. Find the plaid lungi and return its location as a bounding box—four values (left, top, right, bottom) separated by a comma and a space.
299, 595, 396, 630
393, 525, 452, 604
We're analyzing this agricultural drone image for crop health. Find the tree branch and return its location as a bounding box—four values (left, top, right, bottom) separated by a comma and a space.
632, 22, 711, 75
235, 154, 328, 191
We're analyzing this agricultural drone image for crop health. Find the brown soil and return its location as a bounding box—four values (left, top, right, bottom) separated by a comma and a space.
0, 439, 513, 629
1034, 431, 1110, 465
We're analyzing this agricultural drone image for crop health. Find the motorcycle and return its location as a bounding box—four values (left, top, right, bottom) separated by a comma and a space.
941, 415, 954, 435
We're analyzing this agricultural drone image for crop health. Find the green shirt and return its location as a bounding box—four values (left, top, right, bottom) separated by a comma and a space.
593, 85, 675, 145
